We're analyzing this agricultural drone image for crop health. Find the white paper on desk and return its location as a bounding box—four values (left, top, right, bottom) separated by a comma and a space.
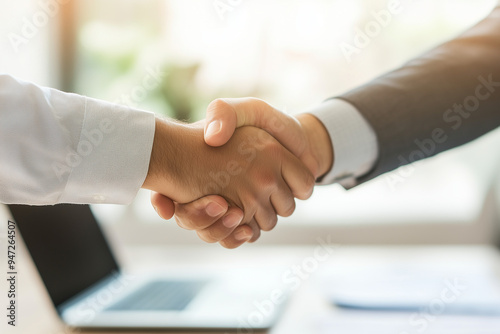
316, 312, 500, 334
319, 263, 500, 315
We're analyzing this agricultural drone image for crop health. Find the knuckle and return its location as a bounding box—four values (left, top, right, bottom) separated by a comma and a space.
178, 216, 200, 230
306, 172, 316, 189
254, 171, 278, 189
252, 98, 273, 116
241, 201, 258, 224
208, 98, 230, 114
249, 97, 264, 105
207, 226, 227, 242
197, 229, 218, 244
261, 215, 278, 232
296, 173, 315, 200
174, 215, 191, 230
249, 229, 261, 243
280, 200, 296, 217
219, 240, 240, 249
174, 204, 199, 225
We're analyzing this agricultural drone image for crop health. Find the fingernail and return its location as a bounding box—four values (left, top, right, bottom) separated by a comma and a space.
205, 120, 221, 138
222, 213, 242, 228
234, 228, 251, 241
206, 202, 225, 217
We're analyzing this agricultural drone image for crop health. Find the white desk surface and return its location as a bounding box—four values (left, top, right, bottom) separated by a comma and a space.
3, 244, 500, 334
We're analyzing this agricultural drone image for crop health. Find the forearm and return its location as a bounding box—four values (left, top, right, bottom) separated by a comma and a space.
142, 118, 215, 204
143, 118, 185, 200
340, 7, 500, 182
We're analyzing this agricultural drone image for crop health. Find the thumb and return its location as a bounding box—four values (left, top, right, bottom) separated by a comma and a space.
204, 98, 306, 157
204, 98, 273, 147
204, 99, 238, 147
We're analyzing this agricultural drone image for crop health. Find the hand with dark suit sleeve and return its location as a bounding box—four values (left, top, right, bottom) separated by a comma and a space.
338, 5, 500, 184
157, 6, 500, 248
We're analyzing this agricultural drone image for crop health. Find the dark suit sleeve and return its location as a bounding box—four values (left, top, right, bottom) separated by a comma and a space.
338, 6, 500, 185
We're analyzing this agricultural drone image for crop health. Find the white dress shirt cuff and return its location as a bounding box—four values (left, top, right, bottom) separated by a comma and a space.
58, 98, 156, 205
309, 99, 378, 188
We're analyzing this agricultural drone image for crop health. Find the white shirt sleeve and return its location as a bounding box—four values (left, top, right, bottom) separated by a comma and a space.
0, 75, 155, 205
309, 99, 379, 188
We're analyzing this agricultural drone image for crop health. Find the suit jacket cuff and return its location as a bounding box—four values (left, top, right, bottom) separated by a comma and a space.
309, 99, 379, 188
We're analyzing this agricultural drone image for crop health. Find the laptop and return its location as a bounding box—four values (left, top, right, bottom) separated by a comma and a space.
8, 204, 287, 330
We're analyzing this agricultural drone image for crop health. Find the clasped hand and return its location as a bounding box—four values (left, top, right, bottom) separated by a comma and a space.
144, 98, 333, 248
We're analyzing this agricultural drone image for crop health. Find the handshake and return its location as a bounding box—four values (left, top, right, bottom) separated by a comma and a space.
142, 98, 333, 248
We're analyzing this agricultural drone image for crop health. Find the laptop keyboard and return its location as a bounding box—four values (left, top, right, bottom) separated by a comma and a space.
106, 280, 207, 311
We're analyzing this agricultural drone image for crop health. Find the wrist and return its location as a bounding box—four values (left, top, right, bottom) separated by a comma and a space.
297, 113, 334, 178
143, 118, 179, 195
143, 118, 211, 203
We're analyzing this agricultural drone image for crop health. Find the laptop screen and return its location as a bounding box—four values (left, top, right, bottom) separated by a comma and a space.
8, 204, 119, 308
